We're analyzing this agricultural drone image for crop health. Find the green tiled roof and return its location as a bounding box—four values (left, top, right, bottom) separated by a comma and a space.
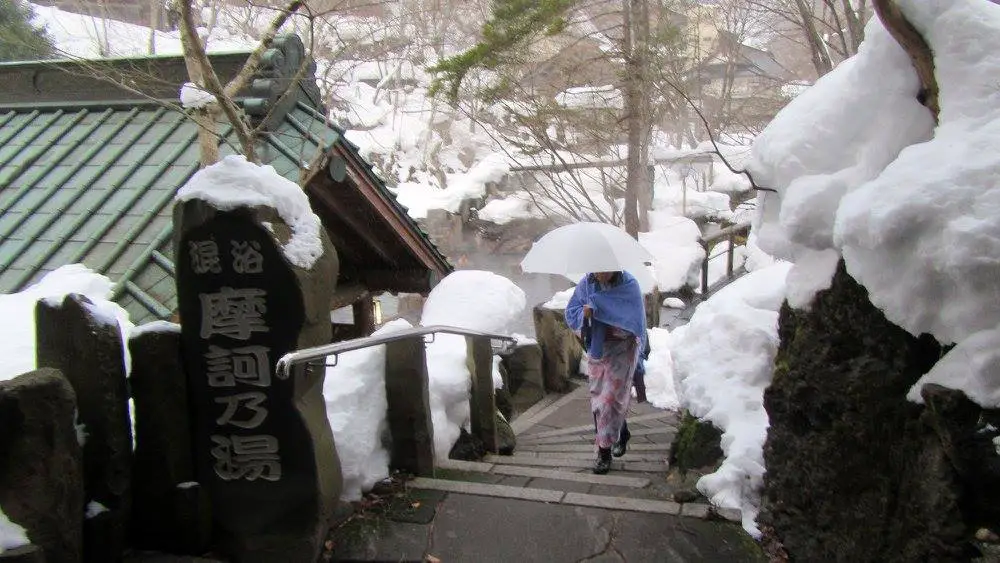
0, 100, 340, 324
0, 38, 452, 325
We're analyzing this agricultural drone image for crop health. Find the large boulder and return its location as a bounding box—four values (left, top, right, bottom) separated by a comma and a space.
499, 342, 544, 412
0, 368, 84, 563
532, 306, 583, 393
36, 295, 132, 563
761, 261, 968, 561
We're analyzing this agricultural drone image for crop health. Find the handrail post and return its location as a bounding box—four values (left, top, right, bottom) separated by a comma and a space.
726, 233, 735, 279
384, 337, 435, 476
466, 335, 498, 453
700, 240, 710, 295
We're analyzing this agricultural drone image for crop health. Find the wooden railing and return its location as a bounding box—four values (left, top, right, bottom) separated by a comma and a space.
698, 222, 751, 295
277, 326, 517, 477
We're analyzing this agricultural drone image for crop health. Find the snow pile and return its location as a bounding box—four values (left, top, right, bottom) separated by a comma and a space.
176, 155, 324, 269
749, 2, 1000, 405
671, 262, 791, 536
392, 153, 511, 220
643, 328, 679, 410
477, 195, 536, 225
0, 505, 29, 554
555, 85, 624, 110
420, 271, 526, 458
324, 320, 413, 501
179, 82, 214, 109
0, 264, 132, 382
638, 214, 705, 292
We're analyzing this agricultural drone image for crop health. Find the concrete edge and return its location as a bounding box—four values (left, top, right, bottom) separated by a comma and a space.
408, 477, 565, 503
492, 465, 651, 488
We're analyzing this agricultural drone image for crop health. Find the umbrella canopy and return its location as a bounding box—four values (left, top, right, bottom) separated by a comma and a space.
521, 222, 656, 291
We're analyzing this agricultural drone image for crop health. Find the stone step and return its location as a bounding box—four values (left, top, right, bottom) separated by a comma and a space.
520, 412, 675, 439
511, 385, 589, 435
408, 478, 699, 517
513, 451, 666, 463
438, 458, 653, 488
518, 426, 677, 446
519, 443, 671, 453
492, 465, 651, 488
485, 454, 667, 473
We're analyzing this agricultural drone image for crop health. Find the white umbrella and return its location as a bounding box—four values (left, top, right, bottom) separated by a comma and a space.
521, 222, 657, 292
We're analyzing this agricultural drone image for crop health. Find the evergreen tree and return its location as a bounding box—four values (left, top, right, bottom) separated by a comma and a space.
0, 0, 55, 62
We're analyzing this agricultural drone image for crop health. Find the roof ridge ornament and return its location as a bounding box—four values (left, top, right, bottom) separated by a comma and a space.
243, 34, 324, 124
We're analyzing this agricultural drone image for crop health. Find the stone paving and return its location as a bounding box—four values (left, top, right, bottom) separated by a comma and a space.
331, 382, 765, 562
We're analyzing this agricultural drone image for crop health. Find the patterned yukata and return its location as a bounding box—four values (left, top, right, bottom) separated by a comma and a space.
565, 272, 647, 451
586, 327, 641, 449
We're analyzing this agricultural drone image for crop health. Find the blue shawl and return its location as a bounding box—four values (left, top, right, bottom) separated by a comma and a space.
565, 271, 647, 361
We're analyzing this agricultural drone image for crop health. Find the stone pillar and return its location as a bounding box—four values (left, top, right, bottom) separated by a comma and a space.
384, 338, 434, 476
466, 336, 498, 453
128, 328, 210, 554
36, 295, 131, 563
174, 200, 341, 562
0, 368, 83, 563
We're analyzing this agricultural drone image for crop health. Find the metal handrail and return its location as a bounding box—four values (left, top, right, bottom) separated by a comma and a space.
275, 325, 517, 379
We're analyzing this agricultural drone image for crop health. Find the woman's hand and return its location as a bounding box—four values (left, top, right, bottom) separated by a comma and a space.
583, 305, 593, 318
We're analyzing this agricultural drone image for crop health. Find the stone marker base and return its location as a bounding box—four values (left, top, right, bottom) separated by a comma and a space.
0, 545, 45, 563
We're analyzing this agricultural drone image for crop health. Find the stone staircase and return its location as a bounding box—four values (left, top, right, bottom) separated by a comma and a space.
408, 383, 741, 524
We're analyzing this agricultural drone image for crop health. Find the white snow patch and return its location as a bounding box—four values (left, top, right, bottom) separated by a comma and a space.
543, 288, 575, 310
85, 501, 108, 519
477, 196, 536, 225
130, 320, 181, 337
176, 155, 324, 269
176, 482, 199, 490
784, 249, 841, 310
0, 505, 29, 554
179, 82, 215, 109
639, 215, 705, 292
663, 298, 685, 309
0, 265, 132, 383
324, 320, 412, 501
644, 328, 678, 410
671, 262, 791, 537
908, 326, 1000, 408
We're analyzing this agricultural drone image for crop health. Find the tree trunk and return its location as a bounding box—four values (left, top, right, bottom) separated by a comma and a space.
873, 0, 939, 121
622, 0, 650, 238
795, 0, 834, 77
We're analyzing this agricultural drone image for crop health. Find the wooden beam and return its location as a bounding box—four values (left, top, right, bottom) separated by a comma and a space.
329, 284, 369, 310
334, 145, 451, 277
307, 177, 399, 266
360, 269, 433, 294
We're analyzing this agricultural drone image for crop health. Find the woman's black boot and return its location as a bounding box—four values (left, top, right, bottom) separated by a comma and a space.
612, 423, 630, 458
593, 447, 612, 474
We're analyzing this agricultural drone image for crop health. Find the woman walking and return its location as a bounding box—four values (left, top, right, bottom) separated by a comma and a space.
565, 271, 647, 474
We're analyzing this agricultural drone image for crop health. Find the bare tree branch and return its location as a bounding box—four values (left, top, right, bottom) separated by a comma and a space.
224, 0, 304, 98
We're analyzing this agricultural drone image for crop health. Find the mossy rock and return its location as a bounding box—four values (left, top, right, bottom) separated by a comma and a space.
670, 410, 723, 473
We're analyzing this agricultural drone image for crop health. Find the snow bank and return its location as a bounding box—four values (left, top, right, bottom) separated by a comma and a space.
421, 271, 526, 458
323, 320, 413, 501
0, 264, 132, 382
749, 1, 1000, 406
671, 262, 791, 537
0, 505, 29, 554
176, 155, 324, 270
477, 196, 537, 225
